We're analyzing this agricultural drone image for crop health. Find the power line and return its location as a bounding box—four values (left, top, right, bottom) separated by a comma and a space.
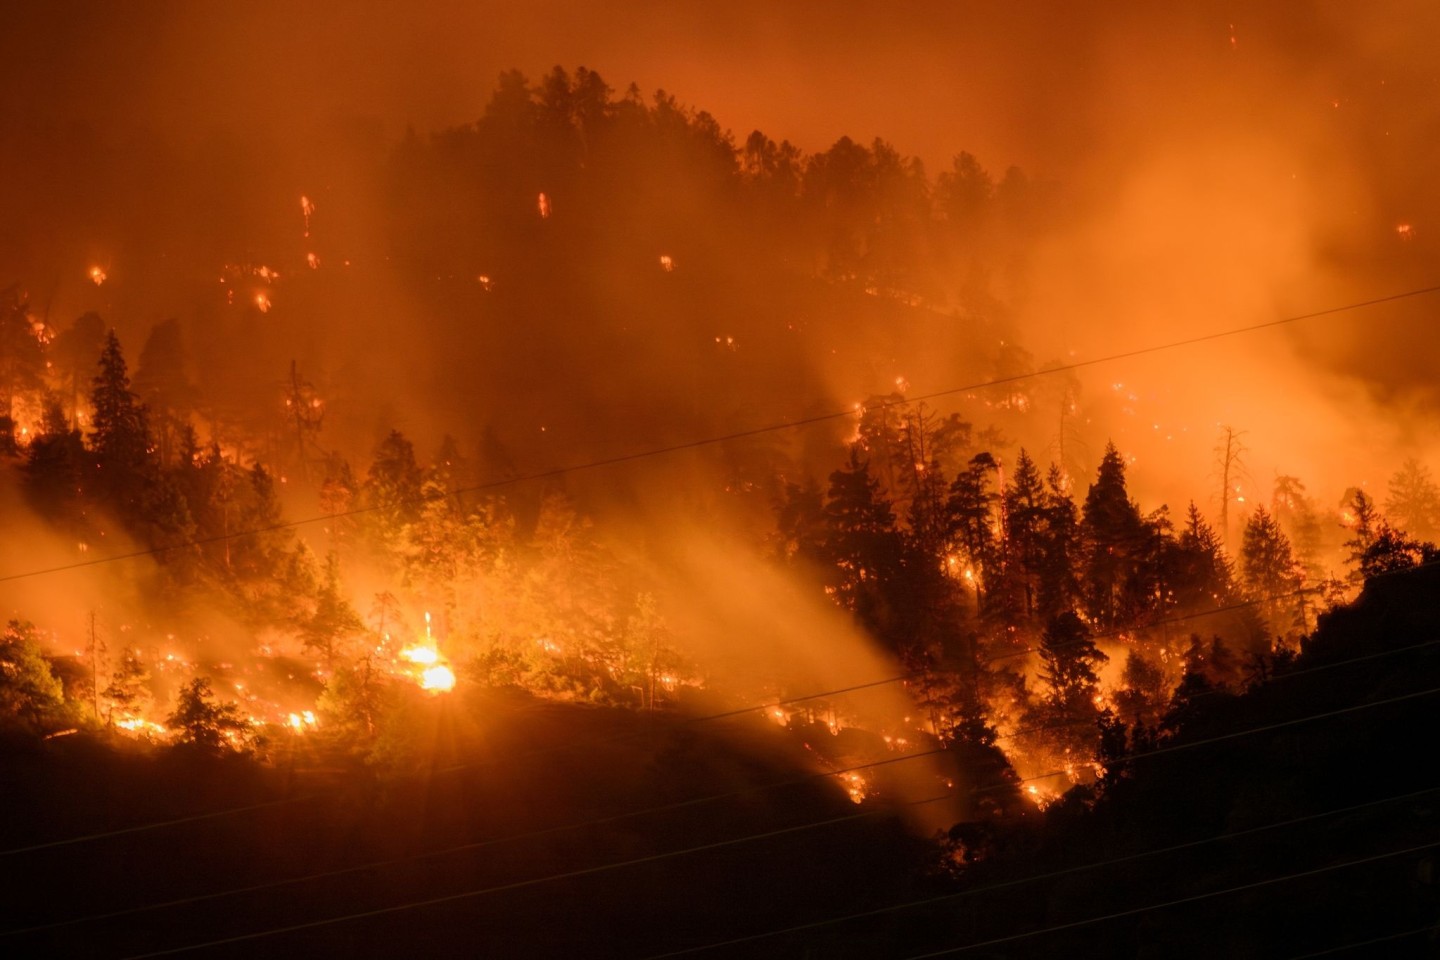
0, 670, 915, 858
4, 562, 1428, 858
19, 625, 1436, 934
3, 749, 947, 938
1287, 923, 1440, 958
5, 282, 1438, 587
0, 794, 319, 858
970, 680, 1440, 801
72, 680, 1440, 955
903, 839, 1440, 958
118, 794, 956, 959
640, 784, 1440, 957
990, 634, 1440, 748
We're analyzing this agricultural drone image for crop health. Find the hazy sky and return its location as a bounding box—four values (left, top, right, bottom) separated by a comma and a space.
9, 1, 1429, 174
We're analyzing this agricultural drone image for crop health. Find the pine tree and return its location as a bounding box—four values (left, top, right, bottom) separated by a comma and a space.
1240, 506, 1299, 599
167, 677, 249, 753
1341, 489, 1381, 584
946, 452, 1000, 612
1172, 502, 1235, 609
1032, 611, 1108, 766
101, 648, 153, 724
364, 429, 424, 548
1000, 449, 1046, 621
1080, 442, 1145, 627
1240, 505, 1302, 635
1035, 464, 1081, 621
89, 330, 156, 512
1271, 475, 1325, 584
301, 552, 365, 666
24, 397, 88, 525
1385, 459, 1440, 542
821, 448, 904, 622
133, 318, 195, 466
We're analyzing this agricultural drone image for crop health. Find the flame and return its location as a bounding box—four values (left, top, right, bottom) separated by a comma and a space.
255, 292, 271, 313
301, 195, 314, 236
477, 274, 492, 290
400, 645, 439, 665
421, 664, 457, 691
838, 771, 868, 804
306, 252, 320, 269
1396, 223, 1414, 240
658, 254, 674, 271
537, 192, 551, 218
88, 265, 107, 286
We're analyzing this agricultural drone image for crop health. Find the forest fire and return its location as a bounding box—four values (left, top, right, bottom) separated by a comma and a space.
1, 9, 1439, 955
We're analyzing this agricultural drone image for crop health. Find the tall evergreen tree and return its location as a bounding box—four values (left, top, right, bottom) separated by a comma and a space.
1385, 459, 1440, 542
946, 452, 1000, 612
1080, 442, 1146, 627
89, 330, 156, 512
1034, 464, 1082, 621
1001, 449, 1046, 622
821, 448, 905, 623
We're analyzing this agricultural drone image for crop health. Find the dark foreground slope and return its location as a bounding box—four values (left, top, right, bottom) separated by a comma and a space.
782, 562, 1440, 959
0, 692, 942, 959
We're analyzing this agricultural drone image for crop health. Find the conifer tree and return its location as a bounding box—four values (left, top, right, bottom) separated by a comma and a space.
89, 330, 155, 511
1080, 442, 1145, 627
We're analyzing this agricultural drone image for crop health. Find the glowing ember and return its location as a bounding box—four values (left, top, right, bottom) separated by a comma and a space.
307, 252, 320, 269
659, 254, 674, 271
1396, 223, 1414, 240
838, 771, 869, 804
537, 192, 551, 218
301, 195, 315, 236
255, 292, 271, 313
88, 265, 106, 285
421, 664, 457, 691
477, 274, 492, 290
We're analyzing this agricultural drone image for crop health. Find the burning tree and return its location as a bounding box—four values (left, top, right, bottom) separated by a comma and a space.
167, 678, 250, 754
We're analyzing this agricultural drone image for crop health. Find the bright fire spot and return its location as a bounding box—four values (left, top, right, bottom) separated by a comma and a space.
255, 293, 271, 313
895, 376, 910, 393
1396, 223, 1414, 239
301, 195, 315, 236
477, 275, 492, 290
306, 252, 320, 269
659, 254, 674, 271
421, 664, 456, 691
116, 718, 167, 737
401, 646, 439, 665
88, 265, 106, 285
838, 771, 868, 804
537, 192, 551, 218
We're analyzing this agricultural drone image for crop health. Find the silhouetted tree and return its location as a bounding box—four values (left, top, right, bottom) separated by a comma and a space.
89, 330, 155, 511
1080, 443, 1145, 627
167, 677, 248, 754
1385, 458, 1440, 542
947, 452, 1000, 612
